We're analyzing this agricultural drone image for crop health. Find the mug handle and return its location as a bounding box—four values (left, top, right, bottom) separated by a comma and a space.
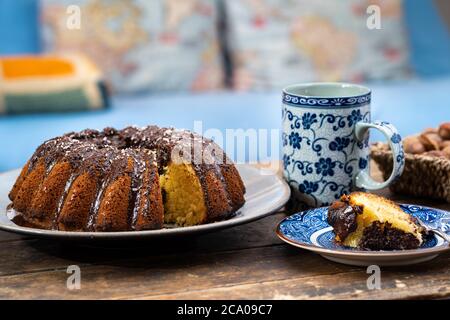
354, 121, 405, 190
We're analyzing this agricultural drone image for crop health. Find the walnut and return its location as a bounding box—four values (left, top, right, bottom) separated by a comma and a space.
423, 127, 438, 134
438, 122, 450, 140
419, 133, 442, 151
403, 136, 426, 154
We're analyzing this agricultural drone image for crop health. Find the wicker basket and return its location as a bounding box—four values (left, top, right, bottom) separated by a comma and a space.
371, 142, 450, 203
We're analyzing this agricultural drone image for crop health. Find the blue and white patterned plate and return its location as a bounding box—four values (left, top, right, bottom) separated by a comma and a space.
277, 204, 450, 266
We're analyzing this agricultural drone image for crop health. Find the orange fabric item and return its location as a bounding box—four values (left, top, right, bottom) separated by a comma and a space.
1, 56, 75, 79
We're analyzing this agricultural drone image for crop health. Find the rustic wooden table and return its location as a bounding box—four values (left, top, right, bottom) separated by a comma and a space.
0, 163, 449, 300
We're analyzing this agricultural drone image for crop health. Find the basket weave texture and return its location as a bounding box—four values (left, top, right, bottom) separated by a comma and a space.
371, 142, 450, 203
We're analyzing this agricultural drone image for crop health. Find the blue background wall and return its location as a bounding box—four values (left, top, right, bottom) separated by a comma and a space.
0, 0, 40, 54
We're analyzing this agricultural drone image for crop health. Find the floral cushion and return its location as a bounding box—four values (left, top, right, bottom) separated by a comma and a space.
41, 0, 224, 93
224, 0, 411, 90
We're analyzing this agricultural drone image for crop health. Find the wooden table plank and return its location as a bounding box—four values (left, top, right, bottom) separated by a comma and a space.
0, 245, 448, 300
0, 211, 286, 277
0, 245, 361, 299
144, 253, 450, 300
0, 161, 448, 300
0, 230, 29, 243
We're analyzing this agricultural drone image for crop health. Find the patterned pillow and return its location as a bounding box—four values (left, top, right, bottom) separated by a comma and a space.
41, 0, 224, 93
224, 0, 411, 90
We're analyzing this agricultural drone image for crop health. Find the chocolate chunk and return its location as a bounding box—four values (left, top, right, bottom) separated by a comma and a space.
327, 200, 358, 241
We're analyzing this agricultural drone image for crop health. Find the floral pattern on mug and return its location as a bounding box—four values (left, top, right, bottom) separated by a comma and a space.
282, 84, 404, 207
283, 103, 370, 207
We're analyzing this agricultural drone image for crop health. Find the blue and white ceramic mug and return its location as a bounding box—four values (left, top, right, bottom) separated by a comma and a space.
282, 82, 405, 207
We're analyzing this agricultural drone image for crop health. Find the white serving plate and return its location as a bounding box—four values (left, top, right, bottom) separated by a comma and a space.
0, 164, 290, 241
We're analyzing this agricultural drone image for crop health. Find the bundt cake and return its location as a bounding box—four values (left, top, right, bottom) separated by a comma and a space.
328, 192, 425, 250
8, 126, 246, 232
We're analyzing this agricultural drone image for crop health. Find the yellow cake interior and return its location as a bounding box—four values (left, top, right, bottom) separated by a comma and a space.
159, 163, 207, 226
343, 192, 423, 247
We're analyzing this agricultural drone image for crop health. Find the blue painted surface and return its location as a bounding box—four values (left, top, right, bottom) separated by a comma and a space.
1, 77, 450, 172
0, 0, 40, 54
404, 0, 450, 77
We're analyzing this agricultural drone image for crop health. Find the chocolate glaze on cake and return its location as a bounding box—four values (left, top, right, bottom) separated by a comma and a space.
327, 195, 362, 241
8, 126, 246, 232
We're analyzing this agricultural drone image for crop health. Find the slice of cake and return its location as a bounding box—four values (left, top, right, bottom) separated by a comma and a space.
327, 192, 425, 250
